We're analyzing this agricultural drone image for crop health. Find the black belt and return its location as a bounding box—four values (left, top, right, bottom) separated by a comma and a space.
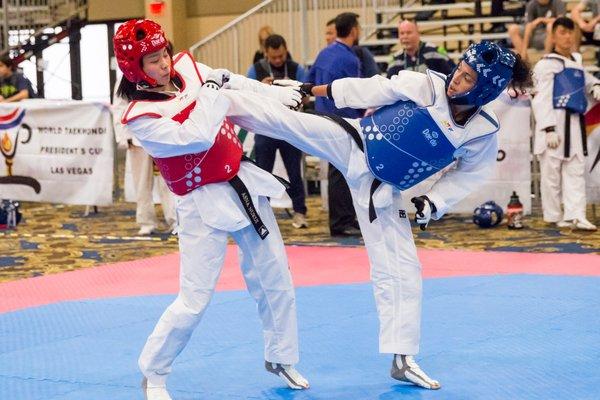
228, 175, 270, 240
227, 156, 291, 240
308, 111, 383, 223
564, 111, 588, 158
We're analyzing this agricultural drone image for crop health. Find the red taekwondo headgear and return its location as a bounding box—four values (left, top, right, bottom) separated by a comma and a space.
113, 19, 175, 86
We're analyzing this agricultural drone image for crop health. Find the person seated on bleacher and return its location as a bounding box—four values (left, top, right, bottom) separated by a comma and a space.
488, 0, 528, 33
386, 20, 455, 78
571, 0, 600, 48
0, 55, 35, 102
507, 0, 566, 60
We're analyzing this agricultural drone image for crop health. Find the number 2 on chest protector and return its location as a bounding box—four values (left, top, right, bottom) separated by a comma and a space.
376, 163, 384, 171
225, 164, 232, 173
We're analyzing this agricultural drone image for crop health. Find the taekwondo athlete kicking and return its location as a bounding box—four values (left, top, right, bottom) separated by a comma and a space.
218, 41, 532, 390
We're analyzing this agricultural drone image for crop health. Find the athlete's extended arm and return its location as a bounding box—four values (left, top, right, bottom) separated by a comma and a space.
306, 70, 433, 109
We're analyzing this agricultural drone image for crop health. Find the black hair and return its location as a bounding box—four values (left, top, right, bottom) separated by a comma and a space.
552, 16, 575, 33
335, 12, 359, 38
264, 34, 287, 51
0, 55, 14, 70
116, 43, 175, 101
508, 52, 533, 97
326, 18, 336, 26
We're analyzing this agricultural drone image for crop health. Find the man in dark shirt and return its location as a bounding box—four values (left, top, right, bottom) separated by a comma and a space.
309, 12, 362, 236
247, 34, 309, 229
386, 20, 455, 78
325, 18, 380, 78
0, 56, 34, 102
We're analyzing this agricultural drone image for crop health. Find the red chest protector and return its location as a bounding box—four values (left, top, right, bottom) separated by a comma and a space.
121, 52, 243, 195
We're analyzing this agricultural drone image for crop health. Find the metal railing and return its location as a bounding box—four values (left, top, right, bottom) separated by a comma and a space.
189, 0, 400, 74
0, 0, 87, 54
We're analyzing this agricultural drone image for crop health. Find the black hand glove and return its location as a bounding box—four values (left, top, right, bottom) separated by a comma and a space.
410, 196, 437, 231
299, 82, 315, 97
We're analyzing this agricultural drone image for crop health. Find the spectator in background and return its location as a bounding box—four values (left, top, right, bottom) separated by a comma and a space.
532, 17, 599, 230
113, 76, 177, 236
386, 20, 455, 78
571, 0, 600, 48
0, 55, 35, 102
247, 34, 309, 229
252, 25, 275, 64
309, 12, 362, 236
325, 19, 337, 45
325, 18, 380, 78
507, 0, 566, 59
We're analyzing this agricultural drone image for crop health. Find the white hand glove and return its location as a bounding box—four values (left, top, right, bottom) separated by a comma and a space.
266, 83, 302, 110
274, 79, 315, 98
591, 84, 600, 101
545, 131, 560, 149
411, 196, 436, 231
273, 79, 302, 89
203, 69, 230, 90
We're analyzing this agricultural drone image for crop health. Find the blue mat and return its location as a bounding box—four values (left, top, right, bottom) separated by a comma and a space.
1, 275, 599, 400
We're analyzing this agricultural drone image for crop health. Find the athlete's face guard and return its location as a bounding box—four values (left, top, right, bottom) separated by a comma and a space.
446, 41, 516, 106
113, 19, 174, 86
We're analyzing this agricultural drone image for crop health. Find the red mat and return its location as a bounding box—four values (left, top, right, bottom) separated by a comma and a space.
1, 246, 599, 313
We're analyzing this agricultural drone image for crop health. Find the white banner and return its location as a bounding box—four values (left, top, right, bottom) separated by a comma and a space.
0, 100, 114, 205
585, 102, 600, 203
400, 91, 533, 215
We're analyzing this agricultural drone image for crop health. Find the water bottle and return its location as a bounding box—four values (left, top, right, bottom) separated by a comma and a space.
507, 191, 524, 229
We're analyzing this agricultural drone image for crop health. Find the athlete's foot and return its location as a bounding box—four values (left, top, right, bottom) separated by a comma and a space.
265, 361, 309, 389
573, 218, 597, 231
142, 377, 173, 400
390, 354, 441, 390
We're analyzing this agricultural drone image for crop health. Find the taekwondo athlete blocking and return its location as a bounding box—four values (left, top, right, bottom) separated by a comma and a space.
220, 40, 531, 391
113, 19, 308, 400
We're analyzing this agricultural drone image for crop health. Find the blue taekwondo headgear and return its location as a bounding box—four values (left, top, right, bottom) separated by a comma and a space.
473, 200, 503, 228
446, 41, 516, 106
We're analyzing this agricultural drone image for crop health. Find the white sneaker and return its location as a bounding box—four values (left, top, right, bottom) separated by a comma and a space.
391, 354, 441, 390
142, 378, 172, 400
138, 225, 155, 236
265, 361, 309, 389
574, 218, 597, 231
556, 220, 574, 229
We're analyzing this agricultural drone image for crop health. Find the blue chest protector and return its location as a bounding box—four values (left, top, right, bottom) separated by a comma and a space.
553, 67, 587, 114
360, 100, 456, 190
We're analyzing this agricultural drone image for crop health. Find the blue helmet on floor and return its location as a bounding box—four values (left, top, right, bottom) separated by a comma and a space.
473, 201, 503, 228
446, 41, 516, 106
0, 200, 22, 229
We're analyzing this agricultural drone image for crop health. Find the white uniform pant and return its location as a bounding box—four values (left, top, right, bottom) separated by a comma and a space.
139, 195, 299, 386
129, 146, 176, 230
538, 152, 587, 222
226, 90, 422, 355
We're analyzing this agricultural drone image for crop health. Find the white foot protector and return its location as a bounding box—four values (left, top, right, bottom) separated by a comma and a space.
142, 378, 173, 400
265, 361, 310, 390
391, 354, 441, 390
574, 218, 597, 231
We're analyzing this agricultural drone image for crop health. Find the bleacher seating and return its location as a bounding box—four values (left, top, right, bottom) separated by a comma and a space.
356, 0, 599, 76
